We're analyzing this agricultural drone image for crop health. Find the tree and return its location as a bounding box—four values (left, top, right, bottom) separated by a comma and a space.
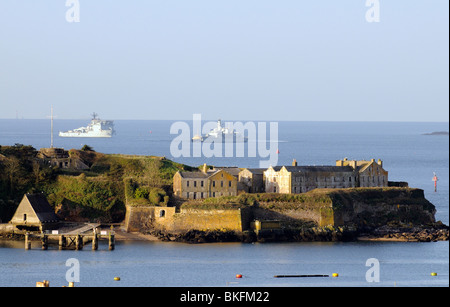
81, 145, 94, 152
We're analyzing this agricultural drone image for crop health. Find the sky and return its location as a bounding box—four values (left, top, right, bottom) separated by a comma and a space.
0, 0, 448, 122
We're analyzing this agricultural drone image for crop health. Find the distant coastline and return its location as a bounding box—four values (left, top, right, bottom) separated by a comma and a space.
423, 131, 449, 136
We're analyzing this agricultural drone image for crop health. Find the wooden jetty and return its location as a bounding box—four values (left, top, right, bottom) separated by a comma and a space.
24, 229, 115, 251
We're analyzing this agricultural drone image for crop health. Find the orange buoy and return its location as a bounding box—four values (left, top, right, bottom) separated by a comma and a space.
236, 274, 243, 279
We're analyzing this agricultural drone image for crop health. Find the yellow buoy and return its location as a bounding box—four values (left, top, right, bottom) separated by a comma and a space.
332, 273, 339, 278
431, 272, 437, 277
114, 277, 121, 281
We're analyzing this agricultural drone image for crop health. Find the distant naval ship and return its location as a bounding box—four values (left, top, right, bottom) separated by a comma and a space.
59, 113, 115, 138
192, 119, 247, 142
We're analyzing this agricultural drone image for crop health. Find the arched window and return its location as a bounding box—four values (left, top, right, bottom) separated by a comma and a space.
159, 210, 166, 218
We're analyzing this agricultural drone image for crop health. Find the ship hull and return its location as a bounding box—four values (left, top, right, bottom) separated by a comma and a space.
59, 132, 112, 138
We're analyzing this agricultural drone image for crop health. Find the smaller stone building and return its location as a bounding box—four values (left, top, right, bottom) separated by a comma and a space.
10, 193, 60, 231
239, 168, 265, 193
37, 148, 89, 170
173, 169, 238, 199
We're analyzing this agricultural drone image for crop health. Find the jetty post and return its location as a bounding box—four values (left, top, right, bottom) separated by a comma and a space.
59, 235, 66, 250
25, 232, 31, 250
75, 234, 83, 250
108, 231, 115, 251
41, 234, 48, 250
92, 230, 98, 251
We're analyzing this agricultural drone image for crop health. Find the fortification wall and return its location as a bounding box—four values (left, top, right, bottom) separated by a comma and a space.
124, 188, 436, 234
124, 206, 248, 233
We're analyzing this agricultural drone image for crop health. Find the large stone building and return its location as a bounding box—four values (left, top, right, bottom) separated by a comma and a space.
173, 168, 238, 200
265, 158, 388, 194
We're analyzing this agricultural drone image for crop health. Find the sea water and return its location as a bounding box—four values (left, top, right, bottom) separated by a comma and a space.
0, 120, 448, 287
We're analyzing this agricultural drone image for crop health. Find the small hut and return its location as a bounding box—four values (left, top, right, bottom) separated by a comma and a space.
10, 193, 60, 232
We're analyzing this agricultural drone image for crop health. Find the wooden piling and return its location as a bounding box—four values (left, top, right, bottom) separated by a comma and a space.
25, 233, 31, 250
108, 232, 115, 251
75, 234, 83, 250
92, 233, 98, 250
59, 235, 66, 250
41, 234, 48, 250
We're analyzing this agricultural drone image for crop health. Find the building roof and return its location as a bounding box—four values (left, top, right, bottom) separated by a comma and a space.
213, 167, 241, 177
241, 168, 266, 175
24, 194, 60, 223
177, 168, 238, 180
284, 165, 355, 173
178, 171, 211, 179
267, 165, 355, 173
10, 193, 59, 225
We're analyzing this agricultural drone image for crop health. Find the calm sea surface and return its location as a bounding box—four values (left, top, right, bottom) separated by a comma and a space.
0, 120, 448, 287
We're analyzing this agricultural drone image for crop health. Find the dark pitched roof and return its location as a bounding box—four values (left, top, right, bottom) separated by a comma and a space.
213, 167, 241, 177
25, 193, 59, 223
241, 168, 266, 175
178, 171, 210, 179
283, 166, 355, 173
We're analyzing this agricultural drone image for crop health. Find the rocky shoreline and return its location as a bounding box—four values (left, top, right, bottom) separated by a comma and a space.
147, 223, 449, 244
357, 223, 449, 242
2, 223, 448, 244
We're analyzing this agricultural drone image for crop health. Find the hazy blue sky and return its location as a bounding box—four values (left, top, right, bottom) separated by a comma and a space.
0, 1, 448, 121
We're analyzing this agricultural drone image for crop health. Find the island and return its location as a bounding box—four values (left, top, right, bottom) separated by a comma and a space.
423, 131, 449, 136
0, 144, 448, 244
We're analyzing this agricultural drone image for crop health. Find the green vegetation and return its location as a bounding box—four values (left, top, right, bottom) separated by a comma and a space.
180, 191, 333, 210
0, 144, 192, 223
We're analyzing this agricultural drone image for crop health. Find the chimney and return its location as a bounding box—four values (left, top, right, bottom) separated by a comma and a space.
202, 163, 208, 173
292, 159, 297, 166
377, 159, 383, 168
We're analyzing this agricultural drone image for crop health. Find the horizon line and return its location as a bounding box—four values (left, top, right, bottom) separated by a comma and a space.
0, 118, 449, 124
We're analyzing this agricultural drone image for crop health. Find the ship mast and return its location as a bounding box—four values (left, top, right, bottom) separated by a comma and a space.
50, 106, 54, 148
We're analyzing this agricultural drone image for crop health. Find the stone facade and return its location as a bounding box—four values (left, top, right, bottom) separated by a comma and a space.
37, 148, 89, 170
239, 168, 265, 193
173, 169, 238, 200
336, 158, 388, 188
265, 158, 388, 194
10, 194, 60, 231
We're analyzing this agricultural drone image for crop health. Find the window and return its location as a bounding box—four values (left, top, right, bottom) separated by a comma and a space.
213, 181, 216, 187
23, 214, 27, 221
187, 181, 189, 187
201, 181, 204, 187
213, 192, 216, 197
194, 181, 197, 187
229, 181, 232, 187
349, 177, 352, 182
201, 192, 203, 198
221, 181, 223, 187
193, 192, 197, 199
159, 210, 165, 218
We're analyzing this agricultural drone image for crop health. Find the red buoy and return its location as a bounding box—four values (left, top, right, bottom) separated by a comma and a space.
236, 274, 243, 279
